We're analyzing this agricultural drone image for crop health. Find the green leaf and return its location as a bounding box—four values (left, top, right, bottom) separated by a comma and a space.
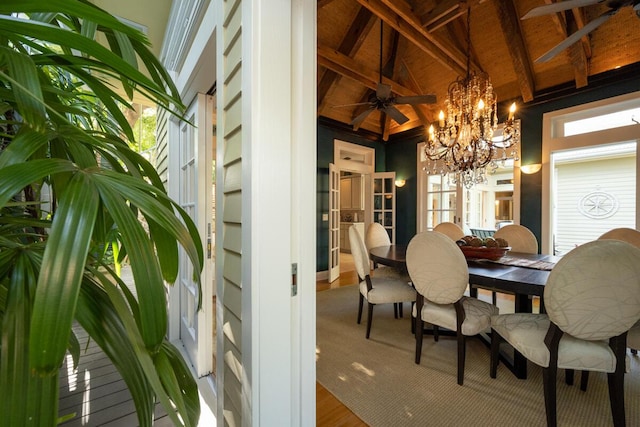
30, 172, 99, 374
93, 179, 167, 351
1, 254, 34, 426
0, 159, 77, 209
75, 275, 155, 427
0, 47, 46, 131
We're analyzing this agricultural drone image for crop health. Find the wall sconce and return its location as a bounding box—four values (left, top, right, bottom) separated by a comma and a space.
520, 163, 542, 174
395, 179, 406, 187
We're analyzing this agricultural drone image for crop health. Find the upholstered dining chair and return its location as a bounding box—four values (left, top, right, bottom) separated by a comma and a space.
365, 222, 408, 279
485, 224, 539, 305
406, 231, 498, 385
490, 240, 640, 427
349, 225, 416, 339
493, 224, 538, 253
433, 221, 465, 241
599, 228, 640, 352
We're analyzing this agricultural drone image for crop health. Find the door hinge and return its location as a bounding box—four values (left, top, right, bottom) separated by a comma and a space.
291, 263, 298, 297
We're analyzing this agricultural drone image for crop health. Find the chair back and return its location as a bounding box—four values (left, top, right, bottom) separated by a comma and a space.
406, 231, 469, 304
365, 222, 391, 250
433, 222, 465, 241
598, 227, 640, 248
493, 224, 538, 254
349, 225, 370, 280
544, 240, 640, 341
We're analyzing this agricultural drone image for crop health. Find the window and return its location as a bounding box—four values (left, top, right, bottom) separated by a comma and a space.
541, 91, 640, 254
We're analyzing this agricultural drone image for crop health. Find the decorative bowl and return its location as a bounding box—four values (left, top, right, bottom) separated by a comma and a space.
459, 246, 510, 261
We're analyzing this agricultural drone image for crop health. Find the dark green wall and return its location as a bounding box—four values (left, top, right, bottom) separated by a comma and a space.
317, 68, 639, 272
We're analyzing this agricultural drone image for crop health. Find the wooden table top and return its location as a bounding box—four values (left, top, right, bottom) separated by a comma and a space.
369, 244, 560, 297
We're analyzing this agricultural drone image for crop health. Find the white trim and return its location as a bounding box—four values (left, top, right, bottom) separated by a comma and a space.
334, 139, 376, 174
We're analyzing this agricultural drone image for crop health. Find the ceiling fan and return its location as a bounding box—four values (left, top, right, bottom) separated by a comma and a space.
522, 0, 640, 63
335, 20, 436, 129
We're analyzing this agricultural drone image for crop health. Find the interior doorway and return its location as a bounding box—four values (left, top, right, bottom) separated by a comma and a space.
330, 140, 375, 282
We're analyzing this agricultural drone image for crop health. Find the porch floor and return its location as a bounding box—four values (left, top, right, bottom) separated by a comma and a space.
58, 323, 173, 426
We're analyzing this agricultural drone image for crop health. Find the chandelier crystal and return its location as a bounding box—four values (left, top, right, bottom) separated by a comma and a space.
423, 8, 519, 188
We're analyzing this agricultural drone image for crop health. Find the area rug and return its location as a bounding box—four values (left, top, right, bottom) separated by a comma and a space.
316, 285, 640, 426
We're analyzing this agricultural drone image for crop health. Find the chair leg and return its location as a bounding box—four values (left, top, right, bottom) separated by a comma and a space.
492, 291, 497, 306
393, 303, 398, 319
457, 332, 466, 386
565, 369, 574, 385
433, 325, 439, 342
365, 303, 374, 339
542, 366, 558, 427
357, 293, 364, 324
490, 329, 500, 378
580, 371, 589, 391
415, 316, 424, 364
608, 334, 627, 427
399, 302, 403, 318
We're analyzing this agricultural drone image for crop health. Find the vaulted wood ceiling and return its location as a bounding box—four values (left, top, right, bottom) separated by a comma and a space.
317, 0, 640, 140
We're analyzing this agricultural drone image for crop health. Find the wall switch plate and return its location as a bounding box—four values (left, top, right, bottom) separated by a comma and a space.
322, 213, 329, 221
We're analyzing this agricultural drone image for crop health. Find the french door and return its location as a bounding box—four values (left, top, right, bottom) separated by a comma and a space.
176, 94, 214, 377
372, 172, 396, 243
328, 162, 340, 282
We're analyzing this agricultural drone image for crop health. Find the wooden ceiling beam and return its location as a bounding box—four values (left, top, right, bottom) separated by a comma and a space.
317, 0, 336, 9
382, 30, 403, 140
492, 0, 536, 102
571, 7, 592, 59
420, 0, 487, 32
317, 43, 424, 97
318, 7, 377, 109
355, 0, 468, 76
542, 1, 589, 88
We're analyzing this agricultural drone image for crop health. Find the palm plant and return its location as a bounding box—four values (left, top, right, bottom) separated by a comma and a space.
0, 1, 203, 426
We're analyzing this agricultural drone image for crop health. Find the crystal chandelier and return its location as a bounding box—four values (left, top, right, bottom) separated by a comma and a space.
423, 7, 519, 188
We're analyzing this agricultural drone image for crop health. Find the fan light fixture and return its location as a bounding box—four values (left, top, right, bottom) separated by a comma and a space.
423, 7, 519, 188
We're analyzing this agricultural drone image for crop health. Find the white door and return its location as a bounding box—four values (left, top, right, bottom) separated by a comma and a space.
372, 172, 396, 243
328, 162, 340, 282
177, 94, 214, 377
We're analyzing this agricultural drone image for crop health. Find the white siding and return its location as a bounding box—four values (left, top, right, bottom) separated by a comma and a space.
555, 156, 636, 255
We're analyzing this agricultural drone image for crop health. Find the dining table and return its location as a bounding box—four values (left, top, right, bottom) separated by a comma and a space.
368, 243, 561, 379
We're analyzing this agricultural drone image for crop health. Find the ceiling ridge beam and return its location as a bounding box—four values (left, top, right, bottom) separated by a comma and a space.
355, 0, 468, 76
493, 0, 536, 102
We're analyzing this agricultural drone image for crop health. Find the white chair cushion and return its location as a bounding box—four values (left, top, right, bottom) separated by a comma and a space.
371, 265, 410, 282
628, 320, 640, 350
413, 296, 498, 336
360, 277, 416, 304
491, 313, 616, 372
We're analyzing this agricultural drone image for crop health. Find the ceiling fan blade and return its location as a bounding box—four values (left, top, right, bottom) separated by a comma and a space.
376, 82, 392, 100
535, 10, 615, 62
394, 94, 437, 105
332, 101, 374, 108
383, 106, 409, 125
350, 108, 375, 128
522, 0, 605, 19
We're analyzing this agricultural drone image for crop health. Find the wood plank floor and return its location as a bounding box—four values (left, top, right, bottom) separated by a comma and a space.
58, 325, 172, 426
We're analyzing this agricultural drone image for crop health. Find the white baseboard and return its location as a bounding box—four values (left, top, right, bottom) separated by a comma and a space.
316, 270, 328, 281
